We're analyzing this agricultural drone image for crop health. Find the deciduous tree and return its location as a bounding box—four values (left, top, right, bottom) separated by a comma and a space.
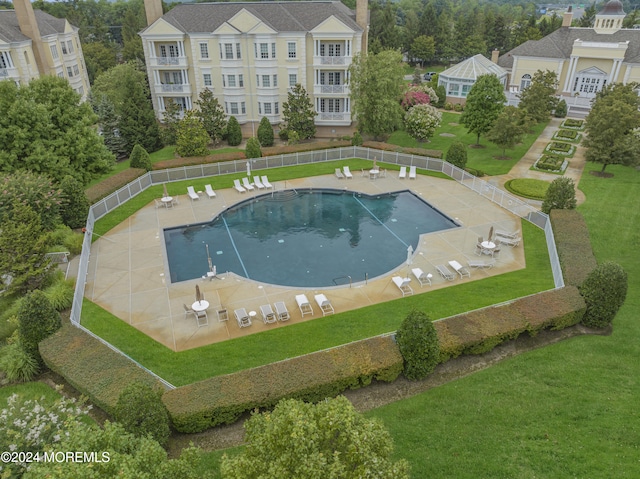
583, 83, 640, 173
282, 84, 316, 140
411, 35, 435, 66
404, 104, 442, 143
541, 177, 577, 214
517, 70, 559, 123
460, 74, 506, 145
486, 105, 528, 157
349, 50, 405, 139
220, 396, 410, 478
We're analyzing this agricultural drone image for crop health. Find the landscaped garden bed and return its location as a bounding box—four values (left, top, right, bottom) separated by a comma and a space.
545, 141, 575, 156
552, 128, 582, 143
561, 118, 585, 130
533, 154, 568, 174
504, 178, 550, 200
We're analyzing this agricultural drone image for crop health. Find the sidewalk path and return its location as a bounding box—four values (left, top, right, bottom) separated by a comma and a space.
489, 118, 587, 205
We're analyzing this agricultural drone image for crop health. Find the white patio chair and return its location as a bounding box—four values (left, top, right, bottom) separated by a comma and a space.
411, 268, 432, 287
436, 264, 456, 281
187, 186, 199, 201
448, 260, 471, 278
274, 301, 290, 321
399, 166, 407, 179
260, 304, 277, 323
254, 176, 265, 189
392, 276, 413, 297
295, 294, 314, 317
242, 177, 255, 191
343, 166, 353, 179
409, 166, 417, 179
314, 294, 335, 316
233, 179, 246, 193
205, 184, 216, 198
335, 168, 345, 179
261, 176, 274, 189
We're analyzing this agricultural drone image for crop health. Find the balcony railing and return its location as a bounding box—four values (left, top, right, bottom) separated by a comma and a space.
149, 56, 188, 67
317, 112, 350, 121
314, 85, 348, 95
157, 83, 188, 93
314, 55, 350, 66
0, 67, 18, 79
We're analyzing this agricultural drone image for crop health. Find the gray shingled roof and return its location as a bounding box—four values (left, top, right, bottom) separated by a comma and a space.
498, 26, 640, 69
0, 10, 68, 43
440, 54, 507, 80
142, 1, 362, 35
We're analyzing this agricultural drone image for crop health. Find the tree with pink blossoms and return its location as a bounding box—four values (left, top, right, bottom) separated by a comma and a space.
401, 85, 439, 111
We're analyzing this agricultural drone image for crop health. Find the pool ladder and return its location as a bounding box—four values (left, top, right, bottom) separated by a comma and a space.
333, 275, 352, 287
269, 189, 299, 202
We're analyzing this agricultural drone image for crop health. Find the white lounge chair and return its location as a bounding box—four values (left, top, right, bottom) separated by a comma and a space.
234, 308, 252, 328
253, 176, 265, 189
498, 236, 521, 247
448, 260, 471, 278
205, 184, 216, 198
233, 179, 246, 193
436, 264, 456, 281
468, 259, 495, 269
335, 168, 345, 179
392, 276, 413, 297
343, 166, 353, 179
295, 294, 313, 317
261, 176, 274, 189
409, 166, 417, 179
187, 186, 199, 201
260, 304, 277, 324
274, 301, 290, 321
495, 229, 520, 239
399, 166, 407, 179
411, 268, 432, 287
242, 177, 255, 191
314, 294, 335, 316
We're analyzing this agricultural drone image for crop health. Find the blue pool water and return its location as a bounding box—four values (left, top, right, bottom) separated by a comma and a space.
163, 189, 458, 287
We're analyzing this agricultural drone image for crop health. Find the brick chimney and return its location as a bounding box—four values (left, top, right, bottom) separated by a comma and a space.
491, 49, 500, 63
144, 0, 164, 26
356, 0, 368, 54
562, 6, 573, 27
13, 0, 49, 75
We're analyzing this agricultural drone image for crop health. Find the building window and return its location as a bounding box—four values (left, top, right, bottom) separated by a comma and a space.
520, 74, 532, 91
230, 102, 239, 115
50, 45, 59, 59
288, 42, 296, 58
289, 73, 297, 86
241, 102, 246, 114
271, 43, 276, 58
67, 66, 73, 77
275, 102, 279, 114
57, 71, 64, 78
224, 102, 228, 113
262, 75, 270, 87
273, 75, 278, 87
67, 40, 74, 53
236, 43, 242, 59
61, 42, 68, 55
447, 83, 460, 96
203, 73, 212, 86
224, 43, 233, 60
461, 84, 472, 97
73, 64, 79, 76
264, 103, 272, 115
259, 43, 268, 59
256, 74, 260, 86
0, 52, 12, 69
258, 102, 262, 114
239, 74, 244, 87
222, 75, 226, 87
320, 43, 341, 57
200, 43, 209, 59
320, 98, 342, 113
228, 75, 236, 87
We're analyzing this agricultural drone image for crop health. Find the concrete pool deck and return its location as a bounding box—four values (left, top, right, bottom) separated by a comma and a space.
85, 171, 525, 352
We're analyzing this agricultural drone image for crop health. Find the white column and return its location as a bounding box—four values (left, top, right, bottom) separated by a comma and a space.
610, 59, 621, 83
563, 56, 578, 93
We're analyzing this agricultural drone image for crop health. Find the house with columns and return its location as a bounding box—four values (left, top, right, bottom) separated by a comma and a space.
140, 0, 369, 138
0, 0, 90, 100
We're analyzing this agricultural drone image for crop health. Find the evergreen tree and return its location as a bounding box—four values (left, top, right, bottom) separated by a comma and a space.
396, 310, 440, 380
59, 175, 90, 229
282, 84, 317, 140
245, 137, 262, 159
129, 144, 152, 171
95, 94, 127, 158
195, 89, 227, 145
175, 110, 210, 157
446, 141, 468, 169
226, 116, 243, 146
460, 74, 506, 145
160, 98, 181, 147
257, 116, 274, 147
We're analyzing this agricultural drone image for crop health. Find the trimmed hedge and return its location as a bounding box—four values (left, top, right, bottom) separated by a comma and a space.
39, 324, 161, 415
435, 287, 586, 362
86, 168, 146, 203
153, 151, 246, 170
163, 335, 402, 433
362, 141, 443, 159
549, 209, 598, 287
261, 140, 351, 157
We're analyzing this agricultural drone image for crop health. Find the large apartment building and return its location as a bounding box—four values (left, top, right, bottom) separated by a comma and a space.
140, 0, 369, 137
0, 0, 90, 100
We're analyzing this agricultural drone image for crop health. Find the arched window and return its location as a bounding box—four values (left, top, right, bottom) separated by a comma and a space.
520, 74, 532, 91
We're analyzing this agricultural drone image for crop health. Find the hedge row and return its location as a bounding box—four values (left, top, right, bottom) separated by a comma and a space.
162, 335, 403, 433
261, 140, 351, 157
435, 286, 586, 362
549, 209, 597, 287
39, 324, 161, 415
152, 151, 245, 170
86, 168, 146, 203
362, 141, 443, 159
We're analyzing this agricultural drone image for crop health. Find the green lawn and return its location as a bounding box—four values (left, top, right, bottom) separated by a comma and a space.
367, 162, 640, 477
0, 381, 62, 404
82, 220, 552, 387
388, 113, 548, 176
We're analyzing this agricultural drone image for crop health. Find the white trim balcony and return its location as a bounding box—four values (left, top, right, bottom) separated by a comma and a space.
149, 56, 188, 68
316, 112, 351, 125
156, 83, 191, 94
314, 56, 351, 67
0, 67, 19, 79
314, 84, 348, 95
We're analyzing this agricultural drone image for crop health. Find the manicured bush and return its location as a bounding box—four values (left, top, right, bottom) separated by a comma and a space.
115, 382, 171, 446
18, 290, 61, 365
395, 310, 440, 380
554, 99, 567, 118
504, 178, 550, 200
542, 177, 577, 214
152, 151, 245, 170
129, 144, 152, 171
446, 141, 468, 169
352, 131, 363, 146
85, 168, 146, 203
278, 128, 289, 141
435, 85, 446, 108
0, 343, 39, 382
43, 278, 75, 311
245, 137, 262, 158
562, 118, 584, 129
287, 130, 300, 145
39, 324, 161, 414
444, 102, 453, 110
580, 262, 628, 328
163, 335, 402, 432
453, 103, 464, 112
361, 141, 442, 159
260, 140, 351, 157
59, 175, 90, 229
546, 141, 575, 156
257, 116, 274, 147
555, 129, 578, 140
534, 154, 565, 172
226, 116, 243, 146
550, 209, 598, 287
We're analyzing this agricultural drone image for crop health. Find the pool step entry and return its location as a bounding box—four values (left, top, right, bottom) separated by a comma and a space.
269, 189, 299, 202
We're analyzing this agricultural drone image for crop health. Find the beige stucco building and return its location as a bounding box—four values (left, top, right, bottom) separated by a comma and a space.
0, 0, 89, 100
140, 0, 369, 137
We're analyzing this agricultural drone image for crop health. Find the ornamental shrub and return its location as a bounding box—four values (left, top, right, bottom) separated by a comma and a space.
278, 128, 289, 141
17, 290, 61, 365
352, 131, 363, 146
542, 177, 577, 214
226, 116, 243, 146
395, 310, 440, 380
435, 85, 446, 108
129, 144, 152, 171
287, 130, 300, 145
114, 382, 171, 446
257, 116, 274, 147
404, 104, 442, 143
245, 137, 262, 159
580, 262, 628, 328
0, 342, 39, 382
59, 175, 90, 229
446, 141, 467, 169
554, 99, 568, 118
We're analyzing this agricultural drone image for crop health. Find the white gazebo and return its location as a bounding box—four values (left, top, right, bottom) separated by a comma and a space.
438, 54, 508, 105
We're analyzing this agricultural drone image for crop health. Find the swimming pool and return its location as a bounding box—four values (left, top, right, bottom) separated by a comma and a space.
163, 189, 458, 287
